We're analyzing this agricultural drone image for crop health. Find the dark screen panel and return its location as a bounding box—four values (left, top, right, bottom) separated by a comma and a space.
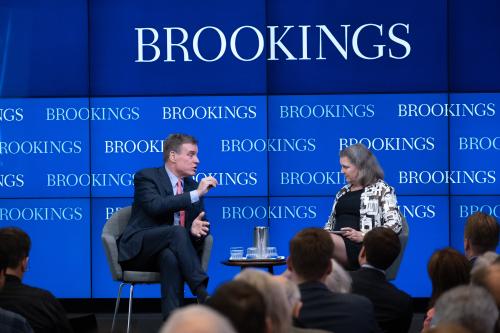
89, 0, 267, 96
0, 1, 88, 97
267, 0, 447, 93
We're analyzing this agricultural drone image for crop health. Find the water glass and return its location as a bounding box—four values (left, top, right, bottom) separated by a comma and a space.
230, 247, 244, 260
246, 247, 258, 259
266, 246, 278, 259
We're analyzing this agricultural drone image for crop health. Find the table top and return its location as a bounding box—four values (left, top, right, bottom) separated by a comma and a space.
221, 257, 287, 267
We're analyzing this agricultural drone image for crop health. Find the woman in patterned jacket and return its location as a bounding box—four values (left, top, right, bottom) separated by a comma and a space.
325, 143, 402, 269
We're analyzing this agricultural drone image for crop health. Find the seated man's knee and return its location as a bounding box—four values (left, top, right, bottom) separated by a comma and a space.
159, 248, 178, 266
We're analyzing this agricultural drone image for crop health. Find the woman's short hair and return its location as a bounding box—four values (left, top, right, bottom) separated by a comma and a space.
340, 143, 384, 186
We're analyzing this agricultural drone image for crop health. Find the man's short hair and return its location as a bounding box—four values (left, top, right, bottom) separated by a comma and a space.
363, 227, 401, 270
433, 285, 498, 333
162, 133, 198, 162
207, 280, 267, 333
0, 227, 31, 269
464, 212, 499, 254
289, 228, 334, 281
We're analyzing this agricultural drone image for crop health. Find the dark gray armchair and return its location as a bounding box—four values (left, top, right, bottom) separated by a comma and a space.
101, 206, 213, 333
386, 215, 409, 281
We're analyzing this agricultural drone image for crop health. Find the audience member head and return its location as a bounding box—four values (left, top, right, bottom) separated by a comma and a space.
471, 256, 500, 308
160, 305, 236, 333
324, 259, 352, 293
162, 133, 198, 163
358, 227, 401, 270
464, 212, 499, 259
288, 228, 334, 283
0, 227, 31, 279
235, 269, 290, 333
207, 280, 267, 333
339, 143, 384, 186
432, 285, 498, 333
272, 276, 302, 319
0, 233, 10, 289
427, 248, 470, 307
470, 251, 499, 275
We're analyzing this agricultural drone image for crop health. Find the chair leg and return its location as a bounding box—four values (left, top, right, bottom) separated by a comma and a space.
111, 282, 126, 333
127, 284, 135, 333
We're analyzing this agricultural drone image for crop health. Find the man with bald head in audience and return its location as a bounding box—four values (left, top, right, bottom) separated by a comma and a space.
287, 228, 379, 333
160, 305, 236, 333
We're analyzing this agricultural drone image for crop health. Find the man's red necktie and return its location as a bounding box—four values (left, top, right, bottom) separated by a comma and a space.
176, 178, 185, 227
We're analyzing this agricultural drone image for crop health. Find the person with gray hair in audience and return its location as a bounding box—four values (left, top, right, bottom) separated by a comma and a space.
159, 305, 236, 333
235, 269, 291, 333
431, 285, 498, 333
273, 276, 329, 333
324, 259, 351, 294
470, 251, 498, 276
471, 254, 500, 309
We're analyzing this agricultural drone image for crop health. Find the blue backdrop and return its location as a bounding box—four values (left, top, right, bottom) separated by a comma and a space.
0, 0, 499, 299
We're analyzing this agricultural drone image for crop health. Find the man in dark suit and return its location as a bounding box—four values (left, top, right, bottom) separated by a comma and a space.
288, 228, 379, 333
349, 227, 412, 333
118, 133, 218, 318
0, 227, 72, 333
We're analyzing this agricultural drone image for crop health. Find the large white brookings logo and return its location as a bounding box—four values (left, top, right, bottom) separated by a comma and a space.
134, 24, 411, 62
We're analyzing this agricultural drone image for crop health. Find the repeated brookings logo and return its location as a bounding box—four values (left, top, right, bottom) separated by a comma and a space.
135, 23, 411, 62
397, 103, 495, 117
0, 108, 24, 122
460, 204, 500, 218
0, 207, 84, 221
45, 107, 141, 121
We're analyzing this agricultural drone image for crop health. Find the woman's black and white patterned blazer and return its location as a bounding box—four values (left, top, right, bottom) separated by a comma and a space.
324, 179, 402, 235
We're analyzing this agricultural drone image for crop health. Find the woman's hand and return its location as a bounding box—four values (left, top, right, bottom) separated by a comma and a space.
340, 227, 364, 243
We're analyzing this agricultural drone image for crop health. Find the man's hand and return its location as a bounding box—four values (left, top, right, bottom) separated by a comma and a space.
191, 211, 210, 238
197, 176, 218, 196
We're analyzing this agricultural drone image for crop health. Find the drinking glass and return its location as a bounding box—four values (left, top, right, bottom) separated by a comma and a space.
266, 246, 278, 259
246, 247, 258, 259
230, 247, 244, 260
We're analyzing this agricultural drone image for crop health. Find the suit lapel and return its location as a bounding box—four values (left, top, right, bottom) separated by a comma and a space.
157, 166, 174, 195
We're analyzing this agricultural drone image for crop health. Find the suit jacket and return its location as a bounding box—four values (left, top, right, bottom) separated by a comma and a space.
324, 179, 402, 235
118, 167, 205, 262
291, 326, 330, 333
298, 281, 380, 333
0, 275, 72, 333
350, 267, 412, 333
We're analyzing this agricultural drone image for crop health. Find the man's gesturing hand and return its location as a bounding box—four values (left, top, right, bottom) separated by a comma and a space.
191, 211, 210, 238
197, 176, 218, 196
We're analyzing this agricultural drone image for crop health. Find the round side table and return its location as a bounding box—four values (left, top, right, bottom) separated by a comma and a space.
221, 257, 287, 274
